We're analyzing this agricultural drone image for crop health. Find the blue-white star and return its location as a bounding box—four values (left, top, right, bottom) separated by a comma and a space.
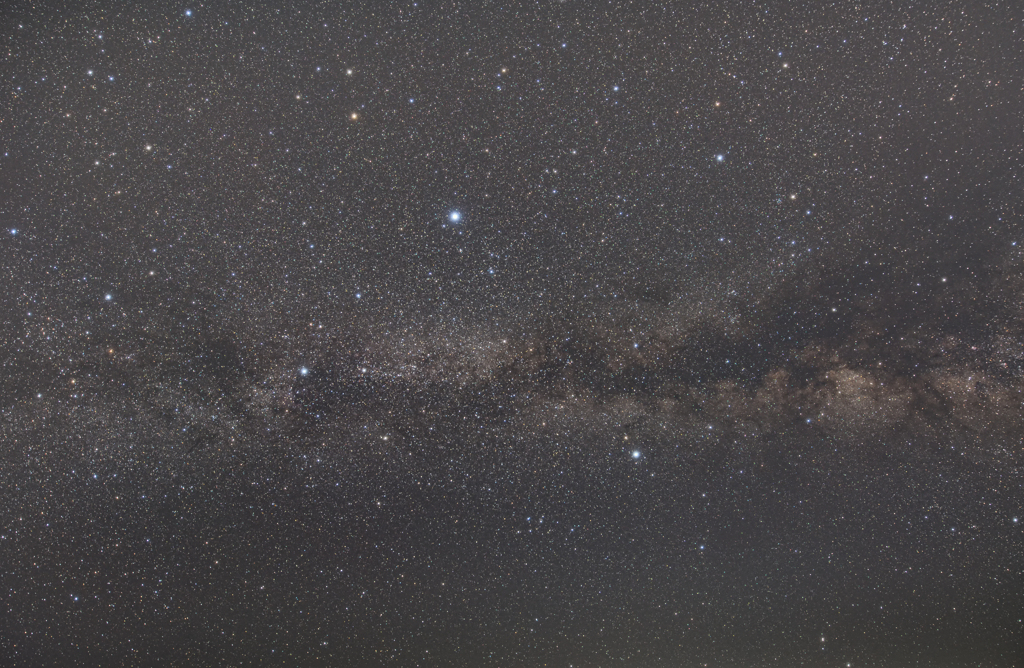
449, 211, 461, 223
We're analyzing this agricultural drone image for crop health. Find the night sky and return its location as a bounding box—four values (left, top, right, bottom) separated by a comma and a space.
1, 1, 1022, 666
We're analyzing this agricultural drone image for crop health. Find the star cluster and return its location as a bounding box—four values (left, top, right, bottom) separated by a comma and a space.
1, 1, 1022, 666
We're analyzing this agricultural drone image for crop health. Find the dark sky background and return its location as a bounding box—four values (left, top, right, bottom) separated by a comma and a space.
1, 1, 1022, 666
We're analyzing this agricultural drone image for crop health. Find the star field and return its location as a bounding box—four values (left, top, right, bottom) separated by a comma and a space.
1, 1, 1022, 666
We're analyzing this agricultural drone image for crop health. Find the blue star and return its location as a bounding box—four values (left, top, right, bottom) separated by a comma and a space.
449, 211, 461, 223
300, 367, 309, 376
716, 154, 725, 162
631, 450, 641, 460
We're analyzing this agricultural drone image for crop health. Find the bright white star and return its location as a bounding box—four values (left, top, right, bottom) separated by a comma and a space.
449, 211, 461, 222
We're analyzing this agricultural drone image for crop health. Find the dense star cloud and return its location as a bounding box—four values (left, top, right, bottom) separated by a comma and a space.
1, 1, 1022, 666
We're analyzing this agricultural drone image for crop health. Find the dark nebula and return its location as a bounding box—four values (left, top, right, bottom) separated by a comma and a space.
1, 1, 1021, 666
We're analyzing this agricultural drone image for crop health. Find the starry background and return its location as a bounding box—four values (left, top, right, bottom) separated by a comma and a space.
1, 1, 1022, 666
